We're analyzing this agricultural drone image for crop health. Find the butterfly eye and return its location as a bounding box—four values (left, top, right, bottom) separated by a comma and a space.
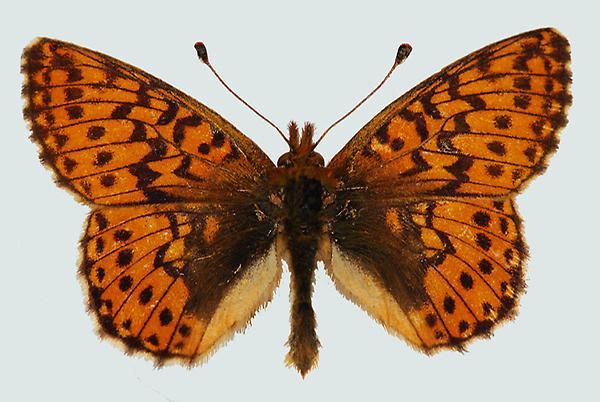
311, 152, 325, 167
277, 153, 294, 168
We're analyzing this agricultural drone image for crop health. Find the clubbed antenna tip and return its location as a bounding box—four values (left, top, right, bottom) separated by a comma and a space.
396, 43, 412, 65
194, 42, 209, 64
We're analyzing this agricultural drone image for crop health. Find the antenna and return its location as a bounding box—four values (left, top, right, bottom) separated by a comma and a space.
194, 42, 290, 146
312, 43, 413, 149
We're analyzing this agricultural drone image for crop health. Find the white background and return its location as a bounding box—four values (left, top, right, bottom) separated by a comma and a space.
2, 1, 597, 401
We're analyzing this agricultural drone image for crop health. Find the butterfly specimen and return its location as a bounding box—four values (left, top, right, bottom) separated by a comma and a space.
21, 27, 571, 376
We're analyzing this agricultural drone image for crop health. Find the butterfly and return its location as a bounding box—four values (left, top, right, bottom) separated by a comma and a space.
21, 27, 571, 376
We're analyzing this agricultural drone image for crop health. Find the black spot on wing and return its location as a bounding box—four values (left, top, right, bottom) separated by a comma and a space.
421, 92, 443, 119
487, 141, 506, 156
444, 156, 473, 182
375, 125, 389, 144
173, 115, 203, 145
156, 101, 178, 125
64, 87, 83, 101
87, 126, 106, 140
111, 104, 132, 119
453, 114, 471, 132
463, 95, 486, 110
66, 105, 83, 119
399, 150, 431, 177
211, 130, 226, 147
129, 164, 161, 188
443, 296, 456, 314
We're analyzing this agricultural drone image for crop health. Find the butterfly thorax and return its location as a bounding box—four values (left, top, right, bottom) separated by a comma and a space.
272, 120, 337, 193
270, 121, 337, 235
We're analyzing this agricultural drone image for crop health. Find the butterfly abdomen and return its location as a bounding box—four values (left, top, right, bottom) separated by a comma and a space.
284, 238, 320, 376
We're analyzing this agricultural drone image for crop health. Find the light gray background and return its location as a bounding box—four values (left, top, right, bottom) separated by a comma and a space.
2, 1, 597, 401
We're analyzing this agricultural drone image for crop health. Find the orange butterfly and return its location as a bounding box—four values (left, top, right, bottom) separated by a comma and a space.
22, 27, 571, 376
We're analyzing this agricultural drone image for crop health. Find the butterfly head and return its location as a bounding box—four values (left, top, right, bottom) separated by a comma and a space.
277, 121, 324, 168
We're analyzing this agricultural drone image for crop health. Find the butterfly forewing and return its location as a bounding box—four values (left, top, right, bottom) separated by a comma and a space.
326, 28, 570, 352
22, 38, 274, 206
329, 28, 571, 198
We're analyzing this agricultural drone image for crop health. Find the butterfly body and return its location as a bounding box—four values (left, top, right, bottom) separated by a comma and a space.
22, 28, 571, 376
266, 121, 334, 373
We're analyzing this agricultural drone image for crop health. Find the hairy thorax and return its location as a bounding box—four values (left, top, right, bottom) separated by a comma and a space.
268, 122, 338, 239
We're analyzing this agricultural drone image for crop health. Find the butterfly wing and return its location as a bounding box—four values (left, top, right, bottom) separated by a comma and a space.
326, 198, 524, 350
22, 38, 281, 364
329, 28, 571, 197
325, 28, 571, 351
22, 37, 273, 206
83, 205, 279, 363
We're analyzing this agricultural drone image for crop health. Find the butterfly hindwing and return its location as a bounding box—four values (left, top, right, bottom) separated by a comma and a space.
82, 204, 280, 363
22, 38, 274, 206
327, 197, 524, 351
326, 28, 570, 351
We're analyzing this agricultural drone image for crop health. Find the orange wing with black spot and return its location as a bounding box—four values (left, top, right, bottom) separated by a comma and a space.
22, 38, 280, 364
326, 28, 571, 352
82, 205, 280, 363
329, 28, 571, 197
22, 37, 273, 206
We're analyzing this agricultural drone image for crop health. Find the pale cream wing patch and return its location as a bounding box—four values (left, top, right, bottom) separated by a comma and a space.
192, 242, 283, 361
325, 244, 425, 349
